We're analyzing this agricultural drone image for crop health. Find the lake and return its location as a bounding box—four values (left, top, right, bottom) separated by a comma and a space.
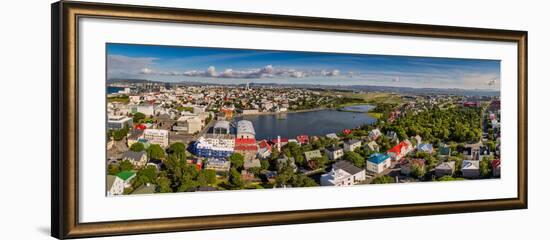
107, 86, 124, 94
234, 105, 376, 140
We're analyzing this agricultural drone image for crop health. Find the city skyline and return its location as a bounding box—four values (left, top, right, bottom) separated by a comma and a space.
107, 43, 501, 90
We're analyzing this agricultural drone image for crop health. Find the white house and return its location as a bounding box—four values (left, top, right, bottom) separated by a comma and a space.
461, 160, 480, 178
122, 151, 148, 167
106, 175, 125, 196
368, 129, 382, 140
326, 133, 339, 139
366, 153, 391, 174
116, 171, 136, 188
143, 129, 169, 148
344, 139, 362, 152
320, 161, 366, 186
325, 147, 344, 161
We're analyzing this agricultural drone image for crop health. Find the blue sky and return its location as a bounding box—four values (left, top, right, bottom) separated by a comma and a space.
107, 43, 500, 90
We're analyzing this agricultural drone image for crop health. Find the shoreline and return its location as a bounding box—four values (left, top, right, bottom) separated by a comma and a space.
234, 103, 375, 118
234, 106, 332, 118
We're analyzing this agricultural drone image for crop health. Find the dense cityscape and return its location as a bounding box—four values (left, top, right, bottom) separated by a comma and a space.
106, 81, 501, 196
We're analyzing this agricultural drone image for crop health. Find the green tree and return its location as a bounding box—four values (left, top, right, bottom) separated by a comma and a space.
292, 174, 319, 187
260, 159, 270, 170
228, 153, 245, 170
113, 128, 128, 141
437, 176, 465, 181
203, 169, 217, 185
307, 155, 328, 170
480, 156, 493, 177
107, 163, 120, 175
129, 142, 145, 152
269, 149, 281, 161
228, 168, 244, 189
371, 175, 395, 184
344, 151, 365, 168
147, 144, 166, 160
156, 176, 172, 193
168, 142, 187, 161
119, 160, 134, 171
133, 112, 146, 123
410, 164, 425, 179
139, 165, 157, 182
196, 171, 208, 186
178, 174, 198, 192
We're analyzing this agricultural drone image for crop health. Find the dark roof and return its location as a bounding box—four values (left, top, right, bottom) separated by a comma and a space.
128, 129, 144, 140
122, 151, 146, 161
326, 146, 343, 152
333, 161, 364, 175
345, 139, 361, 145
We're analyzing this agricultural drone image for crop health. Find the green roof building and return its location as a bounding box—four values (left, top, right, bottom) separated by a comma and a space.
117, 171, 136, 181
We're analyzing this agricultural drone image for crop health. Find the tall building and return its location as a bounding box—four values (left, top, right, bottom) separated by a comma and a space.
192, 134, 235, 158
236, 120, 255, 139
143, 129, 169, 147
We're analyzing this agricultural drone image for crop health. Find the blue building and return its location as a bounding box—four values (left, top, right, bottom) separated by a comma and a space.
191, 134, 235, 158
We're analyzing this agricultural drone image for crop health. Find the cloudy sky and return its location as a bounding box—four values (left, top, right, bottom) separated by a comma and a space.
107, 43, 500, 90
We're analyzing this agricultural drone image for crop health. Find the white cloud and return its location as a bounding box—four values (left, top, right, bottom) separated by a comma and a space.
140, 64, 341, 80
140, 68, 154, 75
107, 55, 158, 79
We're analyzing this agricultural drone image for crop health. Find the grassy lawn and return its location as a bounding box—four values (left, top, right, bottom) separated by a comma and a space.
368, 112, 383, 119
332, 92, 403, 104
107, 95, 130, 104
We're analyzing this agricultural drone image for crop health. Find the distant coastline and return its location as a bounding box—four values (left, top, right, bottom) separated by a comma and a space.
107, 79, 500, 97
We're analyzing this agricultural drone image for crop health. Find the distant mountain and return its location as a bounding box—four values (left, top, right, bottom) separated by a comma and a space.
107, 78, 158, 84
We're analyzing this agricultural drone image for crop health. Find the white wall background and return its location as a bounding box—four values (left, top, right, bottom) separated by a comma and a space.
0, 0, 546, 239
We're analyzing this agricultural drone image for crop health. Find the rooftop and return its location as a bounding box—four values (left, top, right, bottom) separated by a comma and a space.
237, 120, 255, 136
333, 161, 364, 175
462, 160, 480, 170
122, 150, 146, 161
368, 153, 390, 164
435, 161, 455, 170
345, 139, 361, 145
116, 171, 136, 181
213, 120, 231, 130
304, 150, 322, 160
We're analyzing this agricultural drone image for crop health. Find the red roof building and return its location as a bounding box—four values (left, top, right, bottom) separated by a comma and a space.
343, 129, 352, 135
296, 135, 309, 145
491, 159, 501, 177
135, 124, 147, 130
235, 138, 256, 145
463, 101, 480, 107
270, 138, 289, 146
258, 140, 272, 151
387, 140, 413, 161
235, 137, 258, 152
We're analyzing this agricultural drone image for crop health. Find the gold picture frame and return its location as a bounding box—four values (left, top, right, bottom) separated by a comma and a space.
51, 1, 527, 239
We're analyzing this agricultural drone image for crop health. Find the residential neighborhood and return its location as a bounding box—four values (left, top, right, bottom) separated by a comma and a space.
105, 81, 501, 195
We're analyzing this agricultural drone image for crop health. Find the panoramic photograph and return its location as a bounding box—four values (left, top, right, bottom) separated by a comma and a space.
105, 43, 501, 196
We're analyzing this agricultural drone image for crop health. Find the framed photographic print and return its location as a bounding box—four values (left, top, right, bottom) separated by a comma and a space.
51, 1, 527, 239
